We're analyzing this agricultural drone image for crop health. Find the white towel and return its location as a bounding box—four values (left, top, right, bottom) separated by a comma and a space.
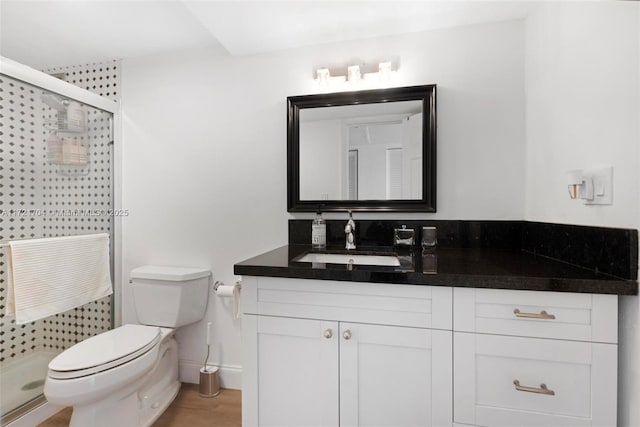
5, 233, 112, 324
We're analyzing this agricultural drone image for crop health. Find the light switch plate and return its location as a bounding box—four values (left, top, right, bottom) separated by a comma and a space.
584, 167, 613, 205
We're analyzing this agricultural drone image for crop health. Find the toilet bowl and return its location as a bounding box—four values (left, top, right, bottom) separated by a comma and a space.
44, 266, 211, 427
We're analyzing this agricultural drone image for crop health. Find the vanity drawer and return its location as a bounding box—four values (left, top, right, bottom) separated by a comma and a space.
454, 332, 617, 427
241, 276, 452, 330
453, 288, 617, 343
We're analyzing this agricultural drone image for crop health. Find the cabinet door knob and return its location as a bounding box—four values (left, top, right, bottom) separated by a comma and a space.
343, 330, 352, 340
323, 329, 333, 339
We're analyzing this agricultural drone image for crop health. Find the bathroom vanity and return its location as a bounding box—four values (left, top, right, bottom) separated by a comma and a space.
235, 227, 637, 427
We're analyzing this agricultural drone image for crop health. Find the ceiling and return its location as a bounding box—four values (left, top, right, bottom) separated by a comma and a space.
0, 1, 536, 70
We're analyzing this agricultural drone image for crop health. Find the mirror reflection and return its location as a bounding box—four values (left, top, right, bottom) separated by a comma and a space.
299, 100, 423, 201
287, 84, 436, 212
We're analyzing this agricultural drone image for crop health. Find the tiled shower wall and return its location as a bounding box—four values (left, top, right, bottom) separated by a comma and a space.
0, 78, 45, 362
0, 60, 119, 363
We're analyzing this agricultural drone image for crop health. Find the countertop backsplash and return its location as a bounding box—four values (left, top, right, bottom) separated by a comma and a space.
289, 219, 638, 280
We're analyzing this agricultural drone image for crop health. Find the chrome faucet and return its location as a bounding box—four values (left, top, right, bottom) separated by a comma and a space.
345, 211, 356, 250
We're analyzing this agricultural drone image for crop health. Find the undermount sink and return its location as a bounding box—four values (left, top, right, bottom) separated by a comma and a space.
294, 252, 401, 267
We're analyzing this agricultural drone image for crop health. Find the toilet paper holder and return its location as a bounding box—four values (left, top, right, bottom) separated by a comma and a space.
213, 280, 241, 292
213, 281, 242, 319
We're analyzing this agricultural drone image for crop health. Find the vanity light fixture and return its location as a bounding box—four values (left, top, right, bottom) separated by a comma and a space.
314, 62, 397, 88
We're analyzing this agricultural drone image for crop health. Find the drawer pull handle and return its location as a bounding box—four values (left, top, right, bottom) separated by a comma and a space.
323, 329, 333, 339
513, 380, 555, 396
513, 308, 556, 320
343, 330, 352, 340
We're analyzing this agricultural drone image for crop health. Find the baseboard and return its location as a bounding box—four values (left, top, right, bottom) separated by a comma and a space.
179, 359, 242, 390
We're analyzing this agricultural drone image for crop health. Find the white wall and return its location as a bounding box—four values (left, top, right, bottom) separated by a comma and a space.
524, 2, 639, 425
633, 8, 640, 426
525, 2, 639, 228
121, 19, 525, 387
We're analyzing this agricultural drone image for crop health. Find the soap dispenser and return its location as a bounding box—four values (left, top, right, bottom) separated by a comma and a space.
311, 208, 326, 250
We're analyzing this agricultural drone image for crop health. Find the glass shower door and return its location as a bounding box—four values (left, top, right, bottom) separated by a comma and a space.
0, 73, 114, 422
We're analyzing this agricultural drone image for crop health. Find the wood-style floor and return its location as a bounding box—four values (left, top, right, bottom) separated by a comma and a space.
37, 385, 241, 427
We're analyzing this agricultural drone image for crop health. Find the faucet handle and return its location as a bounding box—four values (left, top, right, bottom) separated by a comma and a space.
394, 225, 415, 247
345, 210, 356, 250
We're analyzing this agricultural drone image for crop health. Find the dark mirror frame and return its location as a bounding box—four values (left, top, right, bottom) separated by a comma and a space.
287, 84, 437, 212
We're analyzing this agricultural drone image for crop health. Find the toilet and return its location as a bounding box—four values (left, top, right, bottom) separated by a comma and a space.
44, 265, 211, 427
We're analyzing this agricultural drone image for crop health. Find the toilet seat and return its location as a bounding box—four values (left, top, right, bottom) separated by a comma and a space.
48, 324, 161, 380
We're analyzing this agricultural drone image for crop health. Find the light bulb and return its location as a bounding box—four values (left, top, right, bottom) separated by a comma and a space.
316, 68, 330, 85
347, 65, 361, 83
378, 62, 392, 81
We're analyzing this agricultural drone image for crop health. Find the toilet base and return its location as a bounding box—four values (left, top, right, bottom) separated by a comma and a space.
69, 391, 139, 427
62, 331, 180, 427
67, 380, 180, 427
140, 380, 181, 427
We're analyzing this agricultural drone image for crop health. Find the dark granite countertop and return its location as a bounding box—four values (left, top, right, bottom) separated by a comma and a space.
234, 244, 638, 295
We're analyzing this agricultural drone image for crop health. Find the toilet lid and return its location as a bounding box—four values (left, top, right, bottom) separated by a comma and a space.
48, 324, 161, 379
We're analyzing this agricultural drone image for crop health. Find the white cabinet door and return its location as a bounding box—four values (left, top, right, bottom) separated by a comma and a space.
245, 315, 339, 427
454, 332, 617, 427
339, 322, 452, 427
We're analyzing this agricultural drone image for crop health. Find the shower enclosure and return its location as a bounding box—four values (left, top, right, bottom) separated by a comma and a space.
0, 58, 118, 425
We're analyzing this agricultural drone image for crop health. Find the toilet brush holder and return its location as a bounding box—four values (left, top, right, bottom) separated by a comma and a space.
199, 366, 220, 397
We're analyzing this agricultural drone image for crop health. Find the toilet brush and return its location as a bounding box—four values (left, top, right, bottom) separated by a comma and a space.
199, 322, 220, 397
203, 321, 212, 370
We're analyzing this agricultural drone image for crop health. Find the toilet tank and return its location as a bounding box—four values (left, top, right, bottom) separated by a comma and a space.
130, 265, 211, 328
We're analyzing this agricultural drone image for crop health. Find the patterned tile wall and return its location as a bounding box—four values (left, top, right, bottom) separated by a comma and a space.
0, 77, 46, 362
44, 61, 120, 102
0, 60, 119, 362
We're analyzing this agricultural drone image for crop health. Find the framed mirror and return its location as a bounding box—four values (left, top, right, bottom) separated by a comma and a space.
287, 85, 436, 212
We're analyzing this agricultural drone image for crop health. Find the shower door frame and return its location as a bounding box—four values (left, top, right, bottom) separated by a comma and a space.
0, 56, 121, 426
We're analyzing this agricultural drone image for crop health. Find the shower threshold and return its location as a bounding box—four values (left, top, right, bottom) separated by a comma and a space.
0, 351, 58, 424
1, 395, 47, 426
